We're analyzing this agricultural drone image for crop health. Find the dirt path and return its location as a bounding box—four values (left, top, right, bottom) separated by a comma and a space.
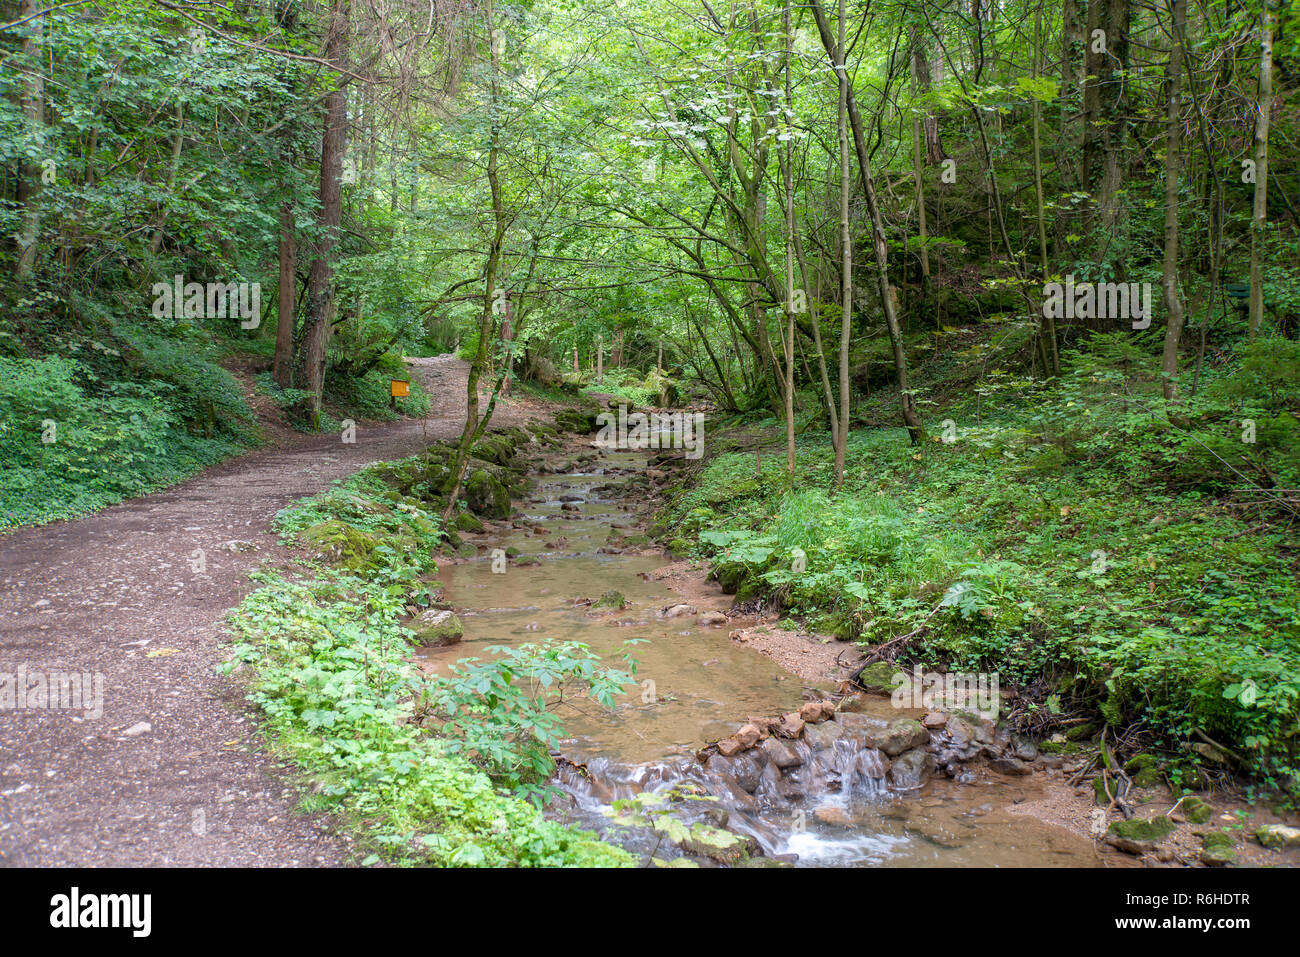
0, 355, 543, 866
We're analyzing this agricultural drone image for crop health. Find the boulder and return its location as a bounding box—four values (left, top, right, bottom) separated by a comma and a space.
762, 736, 802, 769
555, 408, 599, 434
776, 712, 805, 739
889, 748, 934, 789
1105, 816, 1176, 854
1256, 824, 1300, 850
413, 609, 463, 646
699, 611, 728, 626
854, 661, 899, 696
865, 718, 930, 757
464, 469, 511, 519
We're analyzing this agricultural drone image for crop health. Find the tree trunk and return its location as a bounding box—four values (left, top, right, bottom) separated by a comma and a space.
810, 0, 925, 445
274, 201, 297, 388
1160, 0, 1187, 402
13, 0, 44, 277
294, 0, 350, 424
1248, 0, 1273, 339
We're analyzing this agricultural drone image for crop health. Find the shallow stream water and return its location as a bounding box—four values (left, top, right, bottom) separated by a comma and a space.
416, 436, 1106, 867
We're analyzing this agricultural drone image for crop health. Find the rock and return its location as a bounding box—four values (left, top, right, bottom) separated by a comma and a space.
865, 718, 930, 757
734, 723, 764, 750
1132, 766, 1163, 789
413, 609, 463, 646
854, 661, 899, 696
1105, 816, 1176, 854
1010, 733, 1038, 762
1180, 796, 1214, 824
717, 751, 764, 793
453, 511, 485, 533
890, 748, 933, 789
717, 736, 746, 757
1064, 721, 1098, 741
923, 711, 949, 729
123, 721, 152, 737
659, 603, 697, 619
464, 469, 511, 519
593, 590, 626, 610
799, 700, 835, 724
1200, 831, 1237, 867
762, 736, 802, 769
555, 409, 599, 434
1255, 824, 1300, 849
699, 611, 728, 626
990, 756, 1032, 776
1190, 741, 1230, 765
776, 712, 805, 739
803, 721, 845, 751
813, 806, 855, 828
1201, 845, 1237, 867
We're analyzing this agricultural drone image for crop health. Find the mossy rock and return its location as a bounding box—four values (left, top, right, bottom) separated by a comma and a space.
1201, 844, 1237, 867
1123, 753, 1158, 773
504, 545, 522, 558
555, 408, 599, 434
471, 433, 523, 467
454, 511, 486, 533
855, 662, 898, 696
456, 541, 478, 557
1199, 831, 1237, 866
1200, 830, 1233, 851
594, 590, 626, 609
1106, 815, 1176, 852
1064, 722, 1098, 741
1181, 796, 1214, 824
1132, 766, 1163, 789
465, 469, 511, 519
413, 610, 463, 646
302, 520, 387, 572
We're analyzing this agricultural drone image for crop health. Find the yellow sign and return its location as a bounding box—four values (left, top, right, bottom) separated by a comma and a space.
390, 379, 410, 398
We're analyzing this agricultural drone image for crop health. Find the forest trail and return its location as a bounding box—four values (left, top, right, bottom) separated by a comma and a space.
0, 355, 535, 866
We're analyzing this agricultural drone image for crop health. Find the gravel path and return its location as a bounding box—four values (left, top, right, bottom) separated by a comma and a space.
0, 355, 533, 866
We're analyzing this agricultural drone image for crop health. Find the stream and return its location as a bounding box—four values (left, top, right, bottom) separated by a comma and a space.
417, 430, 1107, 867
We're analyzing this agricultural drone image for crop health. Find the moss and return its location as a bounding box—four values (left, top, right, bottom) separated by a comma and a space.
302, 520, 387, 572
1181, 796, 1213, 824
555, 408, 599, 434
1065, 722, 1098, 741
594, 590, 626, 609
1133, 766, 1163, 789
854, 662, 900, 696
465, 469, 511, 519
413, 611, 463, 646
1108, 815, 1176, 844
454, 511, 485, 533
1200, 830, 1233, 850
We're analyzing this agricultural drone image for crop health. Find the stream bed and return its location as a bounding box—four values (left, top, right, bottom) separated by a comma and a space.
416, 432, 1108, 867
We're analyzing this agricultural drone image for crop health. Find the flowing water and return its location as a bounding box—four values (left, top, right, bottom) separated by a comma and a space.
416, 434, 1107, 866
